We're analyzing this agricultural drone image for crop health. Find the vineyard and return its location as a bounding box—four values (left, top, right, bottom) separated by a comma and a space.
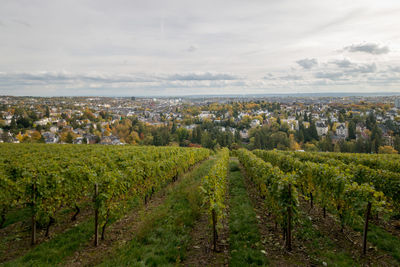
1, 144, 400, 266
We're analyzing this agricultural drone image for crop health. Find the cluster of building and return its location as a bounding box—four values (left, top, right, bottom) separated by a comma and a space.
1, 95, 400, 149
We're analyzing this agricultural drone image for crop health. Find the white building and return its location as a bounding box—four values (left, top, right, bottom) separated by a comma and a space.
49, 126, 58, 133
281, 119, 299, 131
335, 123, 348, 138
250, 119, 260, 128
239, 129, 249, 139
198, 111, 215, 120
316, 121, 328, 136
34, 118, 50, 126
42, 132, 59, 143
395, 98, 400, 108
184, 124, 196, 130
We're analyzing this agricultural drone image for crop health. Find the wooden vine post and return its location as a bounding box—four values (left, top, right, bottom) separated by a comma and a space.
94, 183, 99, 246
0, 208, 6, 228
31, 182, 37, 245
362, 202, 372, 255
286, 183, 292, 251
212, 208, 217, 251
101, 210, 110, 241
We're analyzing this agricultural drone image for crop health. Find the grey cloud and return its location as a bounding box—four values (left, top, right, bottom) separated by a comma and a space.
167, 72, 239, 81
315, 71, 344, 80
1, 0, 400, 96
330, 59, 352, 68
0, 71, 241, 88
187, 45, 197, 52
367, 74, 400, 85
0, 71, 248, 96
0, 72, 154, 84
349, 63, 377, 73
311, 80, 330, 86
280, 75, 303, 81
296, 58, 318, 69
343, 43, 389, 55
314, 63, 377, 80
388, 66, 400, 73
262, 73, 275, 80
12, 19, 31, 28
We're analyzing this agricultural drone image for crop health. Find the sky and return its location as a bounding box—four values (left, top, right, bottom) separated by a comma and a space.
1, 0, 400, 96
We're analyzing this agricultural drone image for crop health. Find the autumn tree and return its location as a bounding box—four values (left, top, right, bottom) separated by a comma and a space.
378, 145, 398, 154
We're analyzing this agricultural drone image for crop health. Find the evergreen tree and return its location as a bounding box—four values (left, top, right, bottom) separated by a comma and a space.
171, 122, 177, 134
303, 112, 308, 122
253, 132, 262, 149
366, 112, 376, 130
348, 121, 356, 140
10, 117, 17, 130
66, 132, 74, 144
45, 106, 50, 118
394, 135, 400, 153
370, 125, 382, 153
308, 122, 319, 141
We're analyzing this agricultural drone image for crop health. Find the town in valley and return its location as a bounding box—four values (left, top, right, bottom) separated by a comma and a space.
1, 94, 400, 154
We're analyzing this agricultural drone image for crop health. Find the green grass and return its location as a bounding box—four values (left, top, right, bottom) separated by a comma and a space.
1, 207, 30, 229
1, 159, 212, 267
296, 211, 358, 267
363, 223, 400, 263
97, 158, 215, 267
228, 160, 269, 267
2, 219, 93, 267
351, 221, 400, 263
1, 196, 139, 266
0, 205, 89, 263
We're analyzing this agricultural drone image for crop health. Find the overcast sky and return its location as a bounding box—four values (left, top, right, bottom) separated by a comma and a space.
1, 0, 400, 96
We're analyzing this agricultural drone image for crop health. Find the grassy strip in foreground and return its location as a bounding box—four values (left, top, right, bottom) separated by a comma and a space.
1, 207, 30, 229
2, 219, 93, 267
1, 197, 139, 266
356, 223, 400, 263
98, 158, 215, 267
228, 160, 269, 266
296, 211, 358, 267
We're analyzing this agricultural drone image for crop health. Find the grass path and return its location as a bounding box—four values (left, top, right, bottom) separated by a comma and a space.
354, 223, 400, 263
96, 158, 216, 266
228, 159, 269, 266
0, 203, 93, 264
1, 219, 94, 267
